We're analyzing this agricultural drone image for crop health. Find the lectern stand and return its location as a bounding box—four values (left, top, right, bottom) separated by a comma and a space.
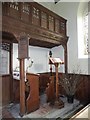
49, 58, 64, 108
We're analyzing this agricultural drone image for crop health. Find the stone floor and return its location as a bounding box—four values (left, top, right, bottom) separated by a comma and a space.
6, 94, 83, 119
1, 106, 15, 120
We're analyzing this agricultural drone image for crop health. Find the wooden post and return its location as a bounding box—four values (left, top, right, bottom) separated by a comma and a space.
55, 63, 59, 101
55, 63, 64, 108
10, 43, 13, 102
18, 33, 30, 116
19, 59, 25, 116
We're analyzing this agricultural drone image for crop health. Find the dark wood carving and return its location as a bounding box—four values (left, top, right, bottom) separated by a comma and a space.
21, 3, 30, 23
32, 6, 40, 26
1, 42, 10, 52
2, 2, 68, 73
26, 73, 40, 113
18, 33, 29, 59
8, 2, 19, 19
41, 11, 47, 29
2, 2, 68, 47
55, 19, 60, 33
60, 19, 66, 36
49, 15, 54, 31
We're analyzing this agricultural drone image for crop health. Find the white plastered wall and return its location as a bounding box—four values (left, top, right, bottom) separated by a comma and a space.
13, 43, 50, 73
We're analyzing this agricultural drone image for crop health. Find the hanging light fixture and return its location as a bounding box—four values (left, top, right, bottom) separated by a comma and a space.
54, 0, 60, 4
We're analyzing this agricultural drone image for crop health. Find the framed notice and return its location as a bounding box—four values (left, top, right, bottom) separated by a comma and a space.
18, 36, 29, 59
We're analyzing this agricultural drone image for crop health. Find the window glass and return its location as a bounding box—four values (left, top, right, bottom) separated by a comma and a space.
77, 3, 89, 58
83, 14, 88, 55
0, 49, 9, 75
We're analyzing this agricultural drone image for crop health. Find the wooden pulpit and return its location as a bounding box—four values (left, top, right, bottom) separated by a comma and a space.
49, 57, 64, 108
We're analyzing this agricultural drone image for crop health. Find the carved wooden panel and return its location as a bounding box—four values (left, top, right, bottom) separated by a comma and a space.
2, 2, 68, 49
8, 2, 19, 19
0, 42, 10, 52
22, 3, 30, 15
9, 2, 19, 10
32, 6, 40, 26
21, 3, 30, 23
41, 11, 47, 29
18, 35, 29, 59
55, 19, 60, 33
49, 15, 54, 31
60, 19, 66, 35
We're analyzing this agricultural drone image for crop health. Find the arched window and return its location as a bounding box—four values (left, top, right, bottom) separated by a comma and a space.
83, 13, 88, 55
0, 43, 10, 74
77, 2, 89, 58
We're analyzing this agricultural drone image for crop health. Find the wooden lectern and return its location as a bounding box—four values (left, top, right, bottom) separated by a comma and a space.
49, 58, 64, 108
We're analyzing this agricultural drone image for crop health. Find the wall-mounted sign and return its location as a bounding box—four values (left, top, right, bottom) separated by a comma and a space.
18, 35, 29, 59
